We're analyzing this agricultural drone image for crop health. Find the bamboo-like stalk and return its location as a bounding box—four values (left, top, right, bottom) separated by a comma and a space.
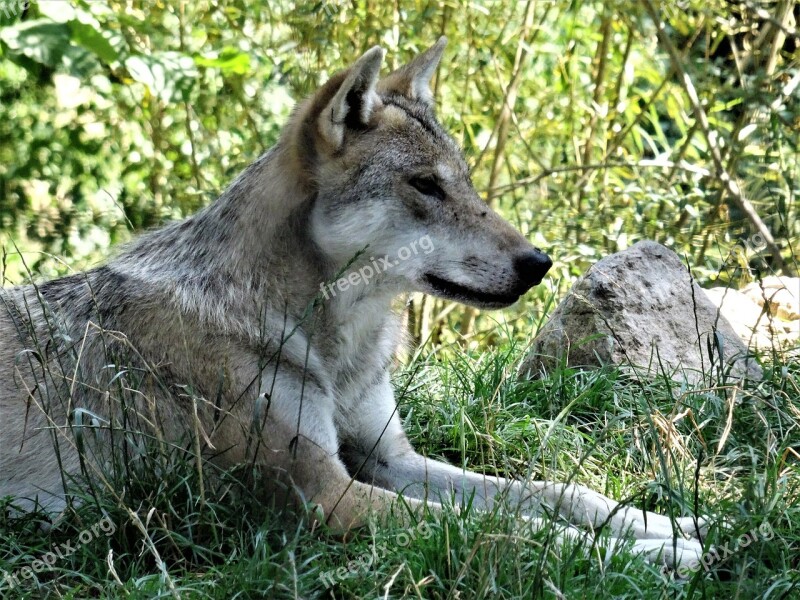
413, 1, 453, 349
460, 0, 538, 337
576, 13, 612, 215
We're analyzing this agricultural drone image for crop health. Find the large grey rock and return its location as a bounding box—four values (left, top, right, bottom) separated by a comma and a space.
519, 241, 762, 382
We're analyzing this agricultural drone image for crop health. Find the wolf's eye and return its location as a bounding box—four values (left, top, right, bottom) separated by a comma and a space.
409, 176, 446, 201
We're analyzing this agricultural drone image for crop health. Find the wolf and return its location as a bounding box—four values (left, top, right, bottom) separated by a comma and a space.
0, 38, 707, 569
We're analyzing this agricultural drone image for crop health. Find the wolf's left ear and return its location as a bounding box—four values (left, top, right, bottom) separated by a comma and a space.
317, 45, 384, 151
377, 37, 447, 107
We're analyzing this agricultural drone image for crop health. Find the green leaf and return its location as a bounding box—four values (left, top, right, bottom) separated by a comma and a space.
69, 19, 118, 64
194, 46, 251, 75
60, 42, 101, 78
125, 51, 197, 103
0, 19, 71, 68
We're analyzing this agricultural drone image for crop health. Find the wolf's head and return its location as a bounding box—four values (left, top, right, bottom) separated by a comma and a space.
289, 38, 551, 309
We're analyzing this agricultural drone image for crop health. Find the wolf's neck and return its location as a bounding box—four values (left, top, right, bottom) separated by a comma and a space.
114, 145, 395, 327
199, 145, 318, 270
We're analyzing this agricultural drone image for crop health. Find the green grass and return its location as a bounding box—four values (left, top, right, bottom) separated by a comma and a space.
1, 336, 798, 599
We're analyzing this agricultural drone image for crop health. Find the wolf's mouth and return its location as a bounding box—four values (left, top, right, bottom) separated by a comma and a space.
422, 273, 523, 308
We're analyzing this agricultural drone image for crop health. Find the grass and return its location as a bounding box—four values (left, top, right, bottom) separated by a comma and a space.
1, 332, 798, 599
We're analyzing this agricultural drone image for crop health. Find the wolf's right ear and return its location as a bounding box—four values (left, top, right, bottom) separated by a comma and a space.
315, 46, 384, 152
377, 37, 446, 107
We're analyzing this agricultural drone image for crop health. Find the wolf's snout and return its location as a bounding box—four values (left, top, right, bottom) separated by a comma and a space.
513, 249, 552, 287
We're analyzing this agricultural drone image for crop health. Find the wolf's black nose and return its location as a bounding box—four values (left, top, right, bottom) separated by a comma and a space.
514, 249, 552, 286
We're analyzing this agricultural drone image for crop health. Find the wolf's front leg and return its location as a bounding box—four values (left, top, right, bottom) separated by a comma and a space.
342, 376, 705, 545
336, 374, 515, 507
527, 482, 707, 541
215, 368, 435, 533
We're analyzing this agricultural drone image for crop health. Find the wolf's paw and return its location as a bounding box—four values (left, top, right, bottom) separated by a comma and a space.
630, 536, 706, 572
628, 512, 710, 541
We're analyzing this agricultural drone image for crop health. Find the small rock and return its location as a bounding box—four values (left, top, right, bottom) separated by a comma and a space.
741, 276, 800, 321
703, 287, 773, 349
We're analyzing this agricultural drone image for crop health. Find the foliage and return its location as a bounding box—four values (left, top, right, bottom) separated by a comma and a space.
0, 0, 797, 346
0, 2, 798, 596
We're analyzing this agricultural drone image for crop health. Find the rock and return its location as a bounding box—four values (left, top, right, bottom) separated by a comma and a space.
705, 283, 799, 351
702, 287, 773, 349
519, 241, 762, 382
776, 318, 800, 341
741, 276, 800, 321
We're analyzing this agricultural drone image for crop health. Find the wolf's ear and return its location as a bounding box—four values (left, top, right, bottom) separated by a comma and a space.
377, 37, 447, 106
317, 45, 384, 151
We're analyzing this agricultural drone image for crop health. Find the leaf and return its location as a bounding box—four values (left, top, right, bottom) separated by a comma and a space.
125, 51, 197, 103
737, 123, 757, 142
60, 42, 102, 78
0, 19, 71, 68
0, 16, 108, 76
194, 46, 251, 75
69, 19, 118, 64
37, 0, 76, 22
